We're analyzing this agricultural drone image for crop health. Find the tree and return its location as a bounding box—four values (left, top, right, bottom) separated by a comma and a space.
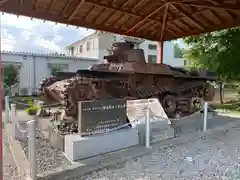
183, 27, 240, 103
51, 66, 62, 76
3, 64, 19, 87
174, 43, 183, 58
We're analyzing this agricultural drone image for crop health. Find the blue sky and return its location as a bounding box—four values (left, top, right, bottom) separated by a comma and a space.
0, 13, 185, 53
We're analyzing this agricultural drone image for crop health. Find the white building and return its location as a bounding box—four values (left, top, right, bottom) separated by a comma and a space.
65, 31, 185, 67
1, 51, 98, 95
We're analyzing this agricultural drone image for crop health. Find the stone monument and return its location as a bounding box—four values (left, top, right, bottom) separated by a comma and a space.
78, 99, 129, 136
64, 99, 139, 161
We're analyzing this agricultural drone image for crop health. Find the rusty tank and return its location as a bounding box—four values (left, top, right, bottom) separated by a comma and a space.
39, 42, 216, 119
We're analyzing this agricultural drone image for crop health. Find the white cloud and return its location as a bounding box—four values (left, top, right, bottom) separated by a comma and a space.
1, 13, 39, 30
0, 13, 95, 53
54, 35, 63, 43
1, 28, 16, 51
22, 31, 33, 40
37, 38, 61, 52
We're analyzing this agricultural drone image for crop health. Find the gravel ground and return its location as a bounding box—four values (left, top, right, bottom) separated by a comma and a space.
19, 128, 72, 175
3, 134, 20, 180
72, 125, 240, 180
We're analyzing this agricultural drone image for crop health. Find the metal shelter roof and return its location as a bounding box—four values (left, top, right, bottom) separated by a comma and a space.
0, 0, 240, 41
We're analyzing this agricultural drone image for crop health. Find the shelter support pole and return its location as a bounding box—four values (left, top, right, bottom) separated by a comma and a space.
0, 38, 3, 180
157, 41, 164, 64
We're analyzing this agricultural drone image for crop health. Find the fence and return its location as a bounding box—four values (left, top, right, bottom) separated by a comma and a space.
3, 96, 211, 180
4, 96, 39, 179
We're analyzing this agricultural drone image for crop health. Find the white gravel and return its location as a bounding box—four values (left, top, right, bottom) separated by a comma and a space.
72, 126, 240, 180
20, 128, 72, 175
3, 134, 20, 180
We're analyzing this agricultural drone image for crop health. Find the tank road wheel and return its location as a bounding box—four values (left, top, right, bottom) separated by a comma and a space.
64, 78, 96, 117
203, 83, 215, 101
192, 97, 203, 112
162, 95, 177, 115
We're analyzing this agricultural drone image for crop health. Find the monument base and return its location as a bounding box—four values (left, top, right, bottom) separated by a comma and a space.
37, 117, 65, 151
134, 117, 174, 145
64, 127, 139, 161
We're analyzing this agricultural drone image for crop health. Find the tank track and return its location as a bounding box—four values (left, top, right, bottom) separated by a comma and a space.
39, 76, 57, 95
55, 75, 213, 118
62, 76, 100, 116
131, 81, 210, 118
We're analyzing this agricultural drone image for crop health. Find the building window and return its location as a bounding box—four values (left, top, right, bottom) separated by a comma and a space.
79, 45, 83, 53
86, 41, 91, 51
148, 44, 157, 50
48, 63, 69, 71
148, 55, 157, 64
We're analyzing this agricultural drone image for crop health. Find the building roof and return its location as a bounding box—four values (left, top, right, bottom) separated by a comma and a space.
1, 50, 98, 61
0, 0, 239, 41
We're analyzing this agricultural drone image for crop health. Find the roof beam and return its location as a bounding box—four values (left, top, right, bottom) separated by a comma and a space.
0, 0, 9, 6
87, 0, 154, 20
85, 0, 184, 30
164, 16, 240, 40
178, 1, 240, 11
126, 3, 167, 33
170, 3, 204, 31
33, 0, 40, 9
132, 0, 145, 11
0, 3, 163, 41
47, 0, 57, 11
160, 4, 169, 41
68, 0, 86, 21
63, 0, 72, 16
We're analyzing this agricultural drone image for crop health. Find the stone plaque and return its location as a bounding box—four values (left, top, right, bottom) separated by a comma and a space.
78, 99, 128, 136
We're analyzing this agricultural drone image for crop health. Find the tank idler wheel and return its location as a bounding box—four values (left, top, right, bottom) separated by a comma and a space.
162, 95, 177, 115
203, 84, 215, 101
65, 83, 95, 116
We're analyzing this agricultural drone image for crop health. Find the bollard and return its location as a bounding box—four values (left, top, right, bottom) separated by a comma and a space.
11, 104, 17, 139
203, 102, 208, 132
145, 103, 151, 148
4, 96, 9, 125
27, 120, 37, 180
10, 104, 16, 123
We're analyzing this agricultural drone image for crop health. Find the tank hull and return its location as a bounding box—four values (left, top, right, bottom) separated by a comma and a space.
40, 69, 215, 119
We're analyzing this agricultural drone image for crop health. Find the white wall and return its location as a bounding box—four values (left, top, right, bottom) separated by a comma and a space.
1, 51, 98, 95
65, 33, 100, 59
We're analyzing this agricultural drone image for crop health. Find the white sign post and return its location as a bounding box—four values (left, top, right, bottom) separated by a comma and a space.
203, 102, 208, 132
27, 120, 37, 180
145, 103, 150, 148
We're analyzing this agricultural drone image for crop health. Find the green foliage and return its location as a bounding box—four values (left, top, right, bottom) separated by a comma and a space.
24, 97, 40, 115
25, 107, 38, 115
26, 97, 35, 108
51, 66, 61, 76
174, 43, 183, 58
3, 64, 19, 87
183, 27, 240, 82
